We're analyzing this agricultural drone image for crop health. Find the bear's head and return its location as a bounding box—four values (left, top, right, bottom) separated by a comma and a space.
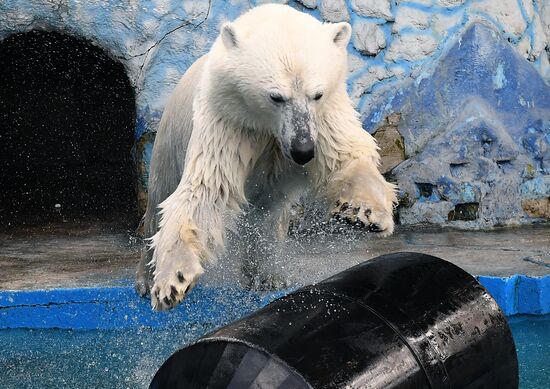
207, 4, 351, 165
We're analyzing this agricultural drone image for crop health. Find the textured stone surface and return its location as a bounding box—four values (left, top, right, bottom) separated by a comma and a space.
521, 0, 535, 22
542, 0, 550, 39
470, 0, 526, 39
347, 52, 366, 74
397, 0, 432, 6
364, 23, 550, 229
297, 0, 318, 8
437, 0, 465, 7
541, 53, 550, 82
520, 176, 550, 198
392, 6, 431, 32
432, 11, 464, 37
522, 198, 550, 219
320, 0, 349, 22
351, 0, 393, 20
352, 20, 386, 56
530, 15, 548, 61
399, 201, 455, 225
350, 66, 391, 103
385, 33, 438, 62
517, 33, 532, 59
372, 113, 405, 174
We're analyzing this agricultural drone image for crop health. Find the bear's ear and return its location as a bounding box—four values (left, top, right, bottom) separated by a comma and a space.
330, 22, 352, 49
221, 22, 238, 49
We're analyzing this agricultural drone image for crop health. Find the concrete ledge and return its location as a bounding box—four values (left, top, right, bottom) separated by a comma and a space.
1, 276, 548, 330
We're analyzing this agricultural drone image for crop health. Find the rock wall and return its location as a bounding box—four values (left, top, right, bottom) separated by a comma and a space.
1, 0, 549, 227
370, 23, 550, 228
0, 0, 250, 211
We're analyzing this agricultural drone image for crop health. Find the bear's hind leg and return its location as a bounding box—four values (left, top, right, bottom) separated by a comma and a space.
239, 182, 305, 291
238, 207, 289, 291
135, 249, 154, 297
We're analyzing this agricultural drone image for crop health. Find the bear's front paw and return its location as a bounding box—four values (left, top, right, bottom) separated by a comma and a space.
331, 199, 394, 237
151, 254, 204, 311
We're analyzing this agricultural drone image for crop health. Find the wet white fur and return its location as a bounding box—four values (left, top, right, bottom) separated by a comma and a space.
138, 4, 397, 310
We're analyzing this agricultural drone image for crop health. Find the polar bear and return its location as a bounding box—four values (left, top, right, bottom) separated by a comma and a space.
136, 4, 397, 310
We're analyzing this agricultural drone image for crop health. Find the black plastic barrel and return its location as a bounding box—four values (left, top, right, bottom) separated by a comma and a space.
151, 252, 518, 389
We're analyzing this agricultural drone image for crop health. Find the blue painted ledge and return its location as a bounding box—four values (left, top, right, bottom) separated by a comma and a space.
477, 275, 550, 316
0, 276, 548, 330
0, 285, 286, 330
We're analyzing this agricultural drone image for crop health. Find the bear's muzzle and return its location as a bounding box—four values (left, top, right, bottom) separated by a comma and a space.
290, 136, 315, 165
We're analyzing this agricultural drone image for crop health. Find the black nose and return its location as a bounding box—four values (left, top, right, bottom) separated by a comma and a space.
290, 140, 315, 165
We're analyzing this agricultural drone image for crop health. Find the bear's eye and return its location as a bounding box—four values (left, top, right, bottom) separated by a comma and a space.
313, 92, 323, 101
269, 93, 286, 104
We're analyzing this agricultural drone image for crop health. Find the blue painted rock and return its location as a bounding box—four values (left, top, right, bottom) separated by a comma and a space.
363, 23, 550, 228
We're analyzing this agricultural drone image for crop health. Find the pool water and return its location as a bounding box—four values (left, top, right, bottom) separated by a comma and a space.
0, 315, 548, 388
508, 315, 550, 389
0, 323, 213, 388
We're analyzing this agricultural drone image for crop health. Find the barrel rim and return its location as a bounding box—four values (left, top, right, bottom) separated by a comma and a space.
190, 336, 314, 389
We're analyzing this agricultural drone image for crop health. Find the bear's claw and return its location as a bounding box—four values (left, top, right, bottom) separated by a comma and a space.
151, 276, 195, 311
177, 271, 185, 282
331, 199, 392, 236
151, 263, 203, 311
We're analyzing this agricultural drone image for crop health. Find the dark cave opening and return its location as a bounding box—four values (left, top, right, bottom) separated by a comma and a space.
0, 30, 137, 228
